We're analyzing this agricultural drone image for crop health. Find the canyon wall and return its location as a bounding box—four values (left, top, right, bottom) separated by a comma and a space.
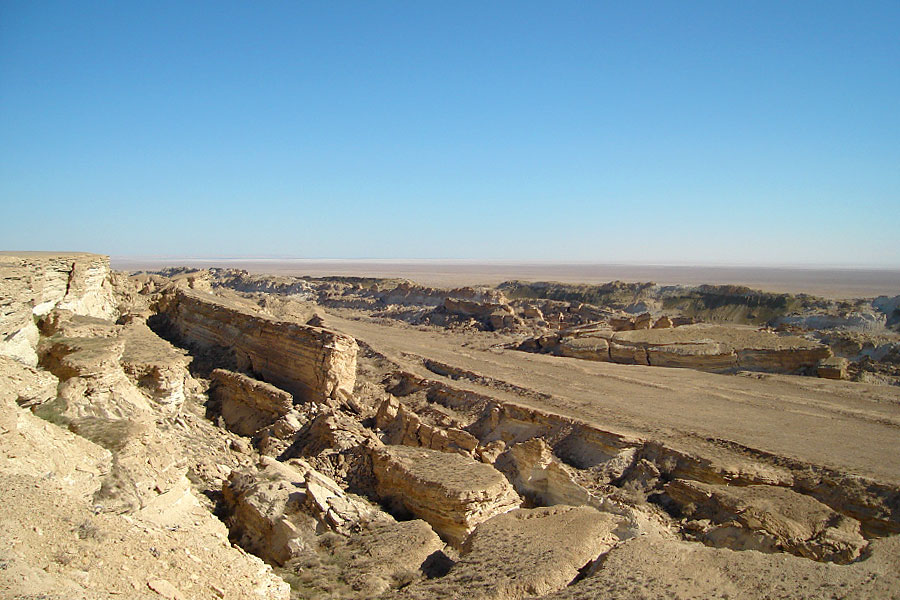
0, 252, 117, 365
157, 288, 357, 404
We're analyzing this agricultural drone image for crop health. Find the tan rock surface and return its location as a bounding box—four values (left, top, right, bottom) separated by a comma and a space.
210, 368, 295, 436
312, 519, 445, 597
0, 252, 117, 365
372, 445, 522, 546
158, 288, 357, 404
539, 532, 900, 600
393, 506, 625, 600
223, 457, 393, 565
0, 356, 288, 600
666, 479, 867, 563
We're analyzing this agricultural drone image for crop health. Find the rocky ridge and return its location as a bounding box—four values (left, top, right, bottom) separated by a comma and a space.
3, 255, 900, 599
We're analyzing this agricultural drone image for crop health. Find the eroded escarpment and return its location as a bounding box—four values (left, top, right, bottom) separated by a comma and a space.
1, 254, 289, 599
519, 323, 833, 375
5, 256, 900, 600
155, 287, 358, 405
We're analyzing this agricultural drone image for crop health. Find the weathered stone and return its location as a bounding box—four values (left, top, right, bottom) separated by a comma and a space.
157, 288, 357, 404
372, 445, 521, 546
666, 479, 867, 563
0, 252, 117, 366
319, 519, 444, 597
223, 458, 392, 565
555, 335, 610, 361
652, 315, 674, 328
817, 356, 850, 380
210, 369, 294, 436
284, 410, 382, 493
646, 341, 738, 371
495, 439, 593, 507
633, 312, 653, 329
376, 398, 479, 456
119, 321, 194, 411
523, 324, 832, 375
395, 506, 625, 600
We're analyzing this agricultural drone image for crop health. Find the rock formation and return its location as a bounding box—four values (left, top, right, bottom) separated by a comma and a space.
210, 368, 295, 436
5, 253, 900, 600
522, 323, 832, 375
157, 287, 357, 404
372, 445, 522, 546
0, 252, 117, 365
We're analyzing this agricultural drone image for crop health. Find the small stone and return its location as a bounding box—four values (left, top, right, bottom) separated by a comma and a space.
148, 578, 185, 600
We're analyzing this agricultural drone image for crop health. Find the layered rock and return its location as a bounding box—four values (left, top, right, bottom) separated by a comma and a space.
372, 445, 521, 546
522, 323, 832, 375
495, 438, 594, 507
666, 479, 867, 563
119, 320, 196, 410
210, 368, 295, 436
438, 297, 524, 330
817, 356, 850, 380
0, 351, 288, 599
395, 506, 625, 600
157, 288, 357, 404
375, 396, 479, 456
0, 252, 117, 365
283, 409, 382, 493
223, 457, 393, 565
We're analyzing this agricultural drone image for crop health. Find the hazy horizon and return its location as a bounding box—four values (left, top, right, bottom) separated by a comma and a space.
109, 256, 900, 299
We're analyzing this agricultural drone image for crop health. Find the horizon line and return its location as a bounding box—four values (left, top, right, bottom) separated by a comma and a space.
108, 255, 900, 271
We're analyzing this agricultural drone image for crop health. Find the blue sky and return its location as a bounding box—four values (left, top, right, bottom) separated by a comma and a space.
1, 1, 898, 266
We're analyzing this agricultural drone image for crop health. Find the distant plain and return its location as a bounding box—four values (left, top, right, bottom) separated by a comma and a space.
112, 258, 900, 299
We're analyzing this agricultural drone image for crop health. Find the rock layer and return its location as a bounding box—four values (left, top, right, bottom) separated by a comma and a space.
372, 445, 521, 546
210, 368, 295, 436
0, 252, 117, 365
157, 288, 357, 404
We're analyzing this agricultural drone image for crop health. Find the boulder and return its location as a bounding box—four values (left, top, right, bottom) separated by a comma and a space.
210, 369, 294, 436
817, 356, 850, 380
665, 479, 867, 563
395, 506, 625, 600
372, 445, 521, 546
223, 457, 393, 565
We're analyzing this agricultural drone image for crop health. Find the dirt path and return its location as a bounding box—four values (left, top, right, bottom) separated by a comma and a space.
328, 314, 900, 484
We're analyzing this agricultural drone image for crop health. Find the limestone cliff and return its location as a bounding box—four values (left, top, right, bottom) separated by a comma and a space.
0, 252, 117, 365
157, 288, 357, 404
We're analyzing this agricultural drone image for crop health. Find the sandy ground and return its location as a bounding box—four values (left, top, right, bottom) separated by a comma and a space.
111, 258, 900, 299
327, 312, 900, 484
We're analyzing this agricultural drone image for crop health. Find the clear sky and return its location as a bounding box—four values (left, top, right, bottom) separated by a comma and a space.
1, 1, 898, 266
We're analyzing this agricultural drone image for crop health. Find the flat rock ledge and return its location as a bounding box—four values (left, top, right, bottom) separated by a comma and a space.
372, 445, 521, 546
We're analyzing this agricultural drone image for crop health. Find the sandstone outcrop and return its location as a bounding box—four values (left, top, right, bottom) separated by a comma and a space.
538, 533, 900, 600
817, 356, 850, 380
372, 445, 521, 546
223, 457, 394, 565
1, 252, 117, 365
375, 396, 479, 456
0, 332, 289, 599
315, 519, 445, 597
495, 438, 595, 507
666, 479, 867, 563
431, 296, 524, 330
210, 368, 295, 436
522, 323, 832, 375
283, 409, 382, 493
395, 506, 625, 600
157, 288, 357, 404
